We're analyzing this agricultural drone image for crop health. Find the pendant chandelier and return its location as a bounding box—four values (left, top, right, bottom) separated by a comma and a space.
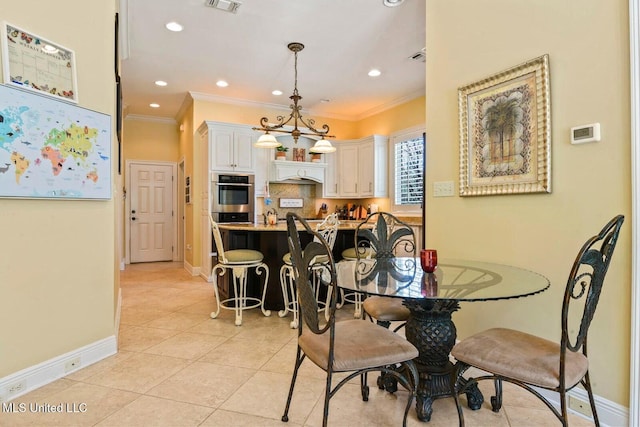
253, 42, 336, 153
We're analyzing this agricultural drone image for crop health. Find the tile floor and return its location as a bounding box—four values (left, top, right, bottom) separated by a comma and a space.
1, 262, 596, 426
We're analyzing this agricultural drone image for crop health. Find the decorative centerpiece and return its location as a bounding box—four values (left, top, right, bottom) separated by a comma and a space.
276, 146, 288, 160
293, 147, 305, 162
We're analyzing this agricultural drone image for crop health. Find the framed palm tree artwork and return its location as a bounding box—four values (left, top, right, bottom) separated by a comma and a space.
458, 54, 551, 196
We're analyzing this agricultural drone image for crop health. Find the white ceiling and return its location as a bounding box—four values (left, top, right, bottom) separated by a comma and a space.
119, 0, 426, 122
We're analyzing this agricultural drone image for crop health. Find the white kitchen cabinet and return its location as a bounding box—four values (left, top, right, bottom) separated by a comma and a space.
202, 122, 256, 173
197, 121, 262, 282
338, 144, 359, 197
323, 142, 340, 197
326, 135, 388, 198
357, 135, 388, 198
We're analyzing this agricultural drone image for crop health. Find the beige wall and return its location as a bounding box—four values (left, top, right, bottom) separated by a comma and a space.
426, 0, 631, 406
0, 1, 117, 376
123, 119, 180, 162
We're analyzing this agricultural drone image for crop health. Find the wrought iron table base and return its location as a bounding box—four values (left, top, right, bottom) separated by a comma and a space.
403, 299, 484, 422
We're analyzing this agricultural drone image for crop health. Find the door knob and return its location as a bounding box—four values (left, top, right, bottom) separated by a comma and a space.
131, 209, 136, 214
131, 217, 136, 221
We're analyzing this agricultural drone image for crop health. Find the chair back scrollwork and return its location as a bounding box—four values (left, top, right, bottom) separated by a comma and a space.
562, 214, 624, 354
286, 213, 337, 335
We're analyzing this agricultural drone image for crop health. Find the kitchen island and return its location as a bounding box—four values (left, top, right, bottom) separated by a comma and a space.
216, 217, 422, 311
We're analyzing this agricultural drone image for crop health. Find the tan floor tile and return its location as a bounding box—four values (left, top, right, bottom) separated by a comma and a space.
144, 311, 210, 331
144, 332, 228, 360
82, 352, 191, 393
1, 382, 139, 426
146, 361, 256, 408
199, 336, 286, 369
95, 395, 213, 427
221, 370, 324, 424
202, 409, 302, 426
64, 351, 135, 382
117, 325, 179, 352
119, 307, 173, 326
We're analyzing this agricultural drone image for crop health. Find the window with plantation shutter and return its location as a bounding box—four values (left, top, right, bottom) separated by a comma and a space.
390, 128, 424, 213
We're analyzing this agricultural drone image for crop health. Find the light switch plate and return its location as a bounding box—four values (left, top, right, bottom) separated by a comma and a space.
279, 198, 303, 208
433, 181, 455, 197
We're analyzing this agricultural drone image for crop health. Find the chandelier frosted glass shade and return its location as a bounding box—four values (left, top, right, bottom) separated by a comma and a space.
309, 139, 336, 153
254, 133, 281, 148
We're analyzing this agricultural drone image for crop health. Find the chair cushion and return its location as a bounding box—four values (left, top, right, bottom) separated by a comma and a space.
224, 249, 264, 264
299, 319, 418, 372
341, 247, 376, 260
451, 328, 589, 389
363, 296, 410, 322
282, 252, 329, 265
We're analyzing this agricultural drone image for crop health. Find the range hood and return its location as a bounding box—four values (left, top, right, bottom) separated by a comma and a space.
269, 160, 326, 184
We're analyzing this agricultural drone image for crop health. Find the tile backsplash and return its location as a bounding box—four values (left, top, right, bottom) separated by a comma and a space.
259, 183, 318, 219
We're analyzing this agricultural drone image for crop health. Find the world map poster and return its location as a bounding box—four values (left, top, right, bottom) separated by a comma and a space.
0, 84, 111, 199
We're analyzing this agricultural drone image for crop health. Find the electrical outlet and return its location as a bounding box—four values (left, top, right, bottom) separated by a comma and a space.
433, 181, 455, 197
7, 380, 26, 396
64, 357, 81, 373
568, 396, 593, 417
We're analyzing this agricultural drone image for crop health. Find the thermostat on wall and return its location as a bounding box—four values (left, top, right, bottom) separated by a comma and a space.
571, 123, 601, 144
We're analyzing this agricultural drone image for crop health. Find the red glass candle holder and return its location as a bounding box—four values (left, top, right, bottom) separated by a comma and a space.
420, 249, 437, 273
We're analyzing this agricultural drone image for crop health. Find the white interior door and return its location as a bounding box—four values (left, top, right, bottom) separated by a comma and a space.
130, 163, 174, 263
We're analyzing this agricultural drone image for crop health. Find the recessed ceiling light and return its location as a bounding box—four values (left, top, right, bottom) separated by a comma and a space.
383, 0, 404, 7
272, 90, 283, 96
320, 99, 330, 103
155, 80, 168, 87
368, 69, 382, 77
150, 103, 160, 108
165, 22, 183, 32
216, 80, 229, 88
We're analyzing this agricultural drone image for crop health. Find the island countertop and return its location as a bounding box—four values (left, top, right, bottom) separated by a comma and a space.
217, 216, 422, 232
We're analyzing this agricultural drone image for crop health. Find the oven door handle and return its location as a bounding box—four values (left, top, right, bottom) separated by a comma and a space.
214, 182, 253, 187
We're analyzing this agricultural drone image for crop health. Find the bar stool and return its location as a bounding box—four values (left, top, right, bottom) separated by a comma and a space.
209, 214, 271, 326
279, 213, 339, 328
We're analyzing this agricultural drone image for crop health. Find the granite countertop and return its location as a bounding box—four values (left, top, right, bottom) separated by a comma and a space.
217, 217, 422, 232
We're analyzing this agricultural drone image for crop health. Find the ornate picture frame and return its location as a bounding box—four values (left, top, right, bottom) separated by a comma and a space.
1, 22, 78, 103
458, 54, 551, 196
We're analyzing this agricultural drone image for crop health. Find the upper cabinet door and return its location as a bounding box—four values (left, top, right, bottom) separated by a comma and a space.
323, 143, 340, 197
233, 129, 256, 172
339, 144, 359, 197
209, 125, 256, 173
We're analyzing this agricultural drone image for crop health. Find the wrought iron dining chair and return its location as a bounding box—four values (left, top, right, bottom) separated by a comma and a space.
451, 214, 624, 426
281, 213, 419, 427
279, 213, 339, 328
208, 214, 271, 326
356, 212, 415, 332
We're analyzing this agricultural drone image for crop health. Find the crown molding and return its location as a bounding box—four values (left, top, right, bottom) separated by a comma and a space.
124, 114, 177, 124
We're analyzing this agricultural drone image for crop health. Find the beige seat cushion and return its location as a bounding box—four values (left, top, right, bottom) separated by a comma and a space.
299, 319, 418, 372
341, 247, 376, 260
363, 296, 410, 322
224, 249, 264, 264
451, 328, 589, 389
282, 252, 329, 265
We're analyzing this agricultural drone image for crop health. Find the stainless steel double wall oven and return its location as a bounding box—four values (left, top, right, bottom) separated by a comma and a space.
211, 173, 254, 223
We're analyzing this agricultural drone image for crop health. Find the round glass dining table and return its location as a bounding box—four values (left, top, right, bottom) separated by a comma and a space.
335, 257, 550, 422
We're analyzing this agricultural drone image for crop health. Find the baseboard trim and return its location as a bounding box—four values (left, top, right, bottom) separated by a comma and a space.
536, 386, 628, 427
183, 260, 202, 278
0, 336, 117, 403
460, 364, 628, 426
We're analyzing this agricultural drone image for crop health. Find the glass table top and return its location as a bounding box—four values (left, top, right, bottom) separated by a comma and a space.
336, 257, 550, 302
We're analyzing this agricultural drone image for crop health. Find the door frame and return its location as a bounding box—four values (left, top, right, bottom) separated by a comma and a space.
124, 159, 178, 264
629, 0, 639, 424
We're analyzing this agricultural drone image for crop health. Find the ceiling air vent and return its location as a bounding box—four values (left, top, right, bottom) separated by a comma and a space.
409, 48, 426, 63
205, 0, 242, 14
